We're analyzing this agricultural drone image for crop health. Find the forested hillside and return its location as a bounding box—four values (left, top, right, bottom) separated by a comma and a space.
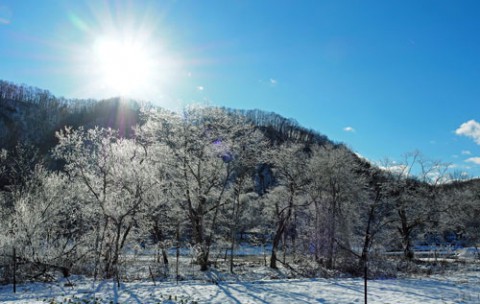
0, 80, 479, 284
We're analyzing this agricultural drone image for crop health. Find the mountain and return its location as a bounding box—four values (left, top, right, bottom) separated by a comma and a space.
0, 80, 141, 152
0, 80, 352, 171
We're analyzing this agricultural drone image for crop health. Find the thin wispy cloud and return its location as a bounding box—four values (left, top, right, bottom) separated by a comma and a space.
196, 86, 204, 91
455, 119, 480, 144
461, 150, 472, 155
465, 157, 480, 165
0, 6, 12, 25
259, 78, 278, 87
343, 126, 355, 133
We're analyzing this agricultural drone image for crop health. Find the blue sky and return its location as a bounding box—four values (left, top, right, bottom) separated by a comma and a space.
1, 0, 480, 177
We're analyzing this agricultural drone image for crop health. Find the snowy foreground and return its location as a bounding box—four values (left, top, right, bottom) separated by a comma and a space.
1, 269, 480, 304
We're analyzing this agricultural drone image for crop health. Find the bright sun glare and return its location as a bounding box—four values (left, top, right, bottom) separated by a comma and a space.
93, 37, 154, 96
68, 3, 182, 103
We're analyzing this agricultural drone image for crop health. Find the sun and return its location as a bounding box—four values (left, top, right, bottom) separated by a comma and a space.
93, 36, 154, 96
67, 2, 184, 103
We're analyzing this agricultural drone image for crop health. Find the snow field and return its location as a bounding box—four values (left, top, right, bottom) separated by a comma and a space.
1, 270, 480, 304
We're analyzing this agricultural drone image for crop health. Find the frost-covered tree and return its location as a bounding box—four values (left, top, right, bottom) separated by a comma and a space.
306, 145, 362, 269
0, 166, 82, 280
54, 127, 157, 278
219, 168, 263, 273
4, 142, 42, 192
382, 151, 450, 260
0, 149, 7, 187
134, 139, 179, 274
138, 106, 266, 271
266, 143, 309, 269
455, 183, 480, 248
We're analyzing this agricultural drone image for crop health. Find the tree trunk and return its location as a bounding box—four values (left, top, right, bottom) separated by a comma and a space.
176, 223, 180, 283
110, 223, 127, 278
271, 195, 294, 269
13, 247, 16, 293
198, 249, 209, 271
403, 237, 414, 260
230, 229, 235, 273
270, 221, 285, 269
190, 213, 208, 271
162, 248, 169, 266
326, 185, 338, 269
162, 247, 169, 277
398, 209, 414, 260
327, 213, 336, 269
314, 200, 320, 261
361, 219, 372, 304
364, 258, 368, 304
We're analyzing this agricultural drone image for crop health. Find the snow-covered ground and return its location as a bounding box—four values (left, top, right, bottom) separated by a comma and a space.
1, 268, 480, 304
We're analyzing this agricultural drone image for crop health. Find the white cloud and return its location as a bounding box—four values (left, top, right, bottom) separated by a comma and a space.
379, 164, 409, 176
196, 86, 204, 91
461, 150, 472, 155
354, 152, 368, 161
270, 78, 277, 86
455, 120, 480, 144
465, 157, 480, 165
343, 126, 355, 133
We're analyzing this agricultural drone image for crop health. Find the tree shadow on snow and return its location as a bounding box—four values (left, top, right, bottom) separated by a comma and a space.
218, 281, 315, 304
